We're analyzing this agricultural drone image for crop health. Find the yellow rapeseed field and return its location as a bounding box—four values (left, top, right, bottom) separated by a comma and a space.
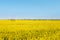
0, 19, 60, 40
0, 19, 60, 31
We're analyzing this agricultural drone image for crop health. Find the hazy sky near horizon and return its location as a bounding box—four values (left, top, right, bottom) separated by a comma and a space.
0, 0, 60, 19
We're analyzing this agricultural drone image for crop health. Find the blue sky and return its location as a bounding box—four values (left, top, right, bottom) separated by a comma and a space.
0, 0, 60, 19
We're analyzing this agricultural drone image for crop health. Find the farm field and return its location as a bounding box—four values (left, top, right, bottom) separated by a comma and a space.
0, 19, 60, 40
